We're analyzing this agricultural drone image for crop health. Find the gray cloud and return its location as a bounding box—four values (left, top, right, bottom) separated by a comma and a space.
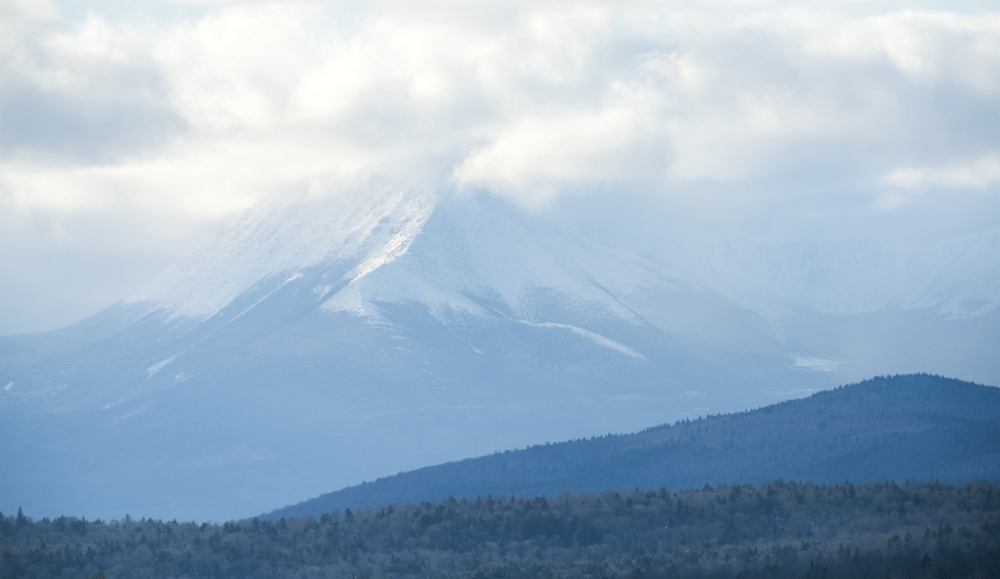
1, 0, 998, 334
0, 10, 185, 162
0, 75, 186, 163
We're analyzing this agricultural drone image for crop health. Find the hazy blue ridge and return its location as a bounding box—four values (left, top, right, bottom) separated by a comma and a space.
263, 374, 1000, 519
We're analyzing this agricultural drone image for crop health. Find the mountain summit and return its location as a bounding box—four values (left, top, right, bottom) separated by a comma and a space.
1, 187, 997, 521
128, 187, 672, 335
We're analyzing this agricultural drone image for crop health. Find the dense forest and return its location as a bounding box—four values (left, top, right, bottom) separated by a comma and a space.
269, 374, 1000, 519
3, 480, 999, 578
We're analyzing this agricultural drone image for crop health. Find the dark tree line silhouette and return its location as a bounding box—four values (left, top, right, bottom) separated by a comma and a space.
3, 480, 999, 578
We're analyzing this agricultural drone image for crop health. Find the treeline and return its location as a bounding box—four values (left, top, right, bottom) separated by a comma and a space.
3, 480, 1000, 578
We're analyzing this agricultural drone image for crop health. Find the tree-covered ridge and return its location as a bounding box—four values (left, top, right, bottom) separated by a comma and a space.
3, 480, 999, 578
270, 374, 1000, 518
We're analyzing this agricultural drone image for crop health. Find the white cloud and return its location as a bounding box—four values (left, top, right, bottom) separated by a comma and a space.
9, 1, 1000, 206
884, 154, 1000, 191
2, 0, 1000, 333
453, 100, 668, 207
804, 11, 1000, 93
0, 8, 183, 162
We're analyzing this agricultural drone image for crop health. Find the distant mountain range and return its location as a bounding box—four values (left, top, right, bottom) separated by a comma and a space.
265, 374, 1000, 519
1, 186, 997, 522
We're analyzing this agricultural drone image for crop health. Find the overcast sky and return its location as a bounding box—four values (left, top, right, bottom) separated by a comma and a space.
1, 0, 999, 335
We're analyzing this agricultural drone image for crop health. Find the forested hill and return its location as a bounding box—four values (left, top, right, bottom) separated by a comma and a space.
266, 374, 1000, 519
5, 481, 1000, 578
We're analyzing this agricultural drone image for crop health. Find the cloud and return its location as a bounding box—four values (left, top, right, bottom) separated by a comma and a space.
883, 154, 1000, 191
0, 8, 185, 162
453, 103, 669, 207
8, 1, 1000, 207
2, 0, 1000, 333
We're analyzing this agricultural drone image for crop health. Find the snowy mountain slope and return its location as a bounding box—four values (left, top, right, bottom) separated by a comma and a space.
125, 187, 437, 322
320, 196, 660, 325
902, 225, 1000, 319
125, 187, 683, 338
667, 225, 1000, 320
0, 187, 997, 522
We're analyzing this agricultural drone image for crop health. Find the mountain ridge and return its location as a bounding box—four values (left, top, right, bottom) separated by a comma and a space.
263, 374, 1000, 520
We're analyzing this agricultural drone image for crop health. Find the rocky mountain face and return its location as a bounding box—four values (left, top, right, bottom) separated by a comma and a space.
1, 187, 996, 521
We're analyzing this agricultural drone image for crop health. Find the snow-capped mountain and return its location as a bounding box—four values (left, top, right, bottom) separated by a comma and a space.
128, 186, 660, 331
655, 227, 1000, 384
652, 226, 1000, 322
1, 186, 997, 522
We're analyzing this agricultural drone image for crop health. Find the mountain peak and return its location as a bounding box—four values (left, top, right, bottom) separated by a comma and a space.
124, 188, 665, 331
125, 187, 437, 321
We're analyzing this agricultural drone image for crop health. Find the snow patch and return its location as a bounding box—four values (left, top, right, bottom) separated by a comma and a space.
146, 355, 179, 379
321, 286, 369, 316
113, 401, 156, 422
312, 284, 334, 299
345, 210, 428, 283
528, 321, 647, 360
793, 356, 843, 372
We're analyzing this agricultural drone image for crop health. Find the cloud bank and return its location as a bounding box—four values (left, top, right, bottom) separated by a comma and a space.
1, 0, 999, 333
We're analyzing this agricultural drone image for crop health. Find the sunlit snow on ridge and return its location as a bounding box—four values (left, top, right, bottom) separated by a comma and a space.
794, 356, 844, 372
528, 322, 647, 360
125, 185, 665, 334
125, 187, 436, 320
146, 355, 179, 379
